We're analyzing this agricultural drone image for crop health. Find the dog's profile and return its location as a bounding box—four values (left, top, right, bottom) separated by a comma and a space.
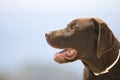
45, 18, 120, 80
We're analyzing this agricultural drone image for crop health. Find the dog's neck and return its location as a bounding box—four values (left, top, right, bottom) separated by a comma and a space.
94, 49, 120, 76
81, 44, 120, 76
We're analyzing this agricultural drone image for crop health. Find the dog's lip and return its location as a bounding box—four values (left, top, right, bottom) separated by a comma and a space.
54, 48, 77, 63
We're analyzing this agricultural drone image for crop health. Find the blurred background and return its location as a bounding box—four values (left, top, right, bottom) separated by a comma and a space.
0, 0, 120, 80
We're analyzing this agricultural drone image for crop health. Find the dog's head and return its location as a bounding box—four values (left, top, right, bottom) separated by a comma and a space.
45, 18, 116, 63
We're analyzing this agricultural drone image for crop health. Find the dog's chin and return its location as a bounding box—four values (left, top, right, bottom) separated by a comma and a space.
54, 48, 78, 63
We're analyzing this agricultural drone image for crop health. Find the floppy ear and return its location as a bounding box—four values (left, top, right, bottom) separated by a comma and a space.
92, 18, 116, 58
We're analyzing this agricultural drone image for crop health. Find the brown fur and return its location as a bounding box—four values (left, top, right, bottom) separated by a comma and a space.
45, 18, 120, 80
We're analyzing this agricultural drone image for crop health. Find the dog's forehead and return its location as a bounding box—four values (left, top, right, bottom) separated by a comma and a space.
73, 18, 91, 23
68, 18, 93, 27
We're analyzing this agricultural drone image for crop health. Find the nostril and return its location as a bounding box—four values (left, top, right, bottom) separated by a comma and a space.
46, 31, 52, 36
45, 31, 52, 37
45, 33, 49, 37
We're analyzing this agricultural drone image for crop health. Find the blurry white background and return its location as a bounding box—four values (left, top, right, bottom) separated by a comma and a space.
0, 0, 120, 80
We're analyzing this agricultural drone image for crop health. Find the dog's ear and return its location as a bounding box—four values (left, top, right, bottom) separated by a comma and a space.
92, 18, 116, 58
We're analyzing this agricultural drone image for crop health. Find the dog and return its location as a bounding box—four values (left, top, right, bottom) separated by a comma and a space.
45, 18, 120, 80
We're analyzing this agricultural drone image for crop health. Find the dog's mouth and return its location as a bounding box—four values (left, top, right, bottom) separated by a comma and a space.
54, 48, 77, 63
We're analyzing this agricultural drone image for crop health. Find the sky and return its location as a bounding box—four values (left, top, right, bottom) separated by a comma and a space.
0, 0, 120, 78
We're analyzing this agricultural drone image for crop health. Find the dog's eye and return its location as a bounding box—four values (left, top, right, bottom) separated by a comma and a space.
68, 26, 75, 31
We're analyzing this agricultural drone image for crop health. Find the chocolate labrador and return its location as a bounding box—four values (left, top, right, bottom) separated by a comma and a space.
45, 18, 120, 80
